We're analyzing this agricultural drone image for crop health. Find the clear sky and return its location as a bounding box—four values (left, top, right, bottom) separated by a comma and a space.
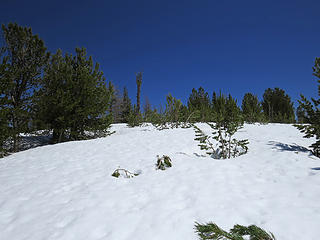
1, 0, 320, 109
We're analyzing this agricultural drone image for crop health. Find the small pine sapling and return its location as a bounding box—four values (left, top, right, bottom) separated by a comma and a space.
194, 123, 249, 159
195, 222, 276, 240
194, 125, 215, 155
156, 155, 172, 170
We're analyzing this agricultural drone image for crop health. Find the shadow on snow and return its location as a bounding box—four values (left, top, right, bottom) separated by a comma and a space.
268, 141, 311, 154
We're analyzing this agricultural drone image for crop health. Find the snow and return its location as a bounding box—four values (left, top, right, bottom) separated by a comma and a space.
0, 123, 320, 240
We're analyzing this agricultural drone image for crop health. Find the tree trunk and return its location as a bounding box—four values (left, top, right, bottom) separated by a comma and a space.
12, 115, 18, 152
136, 72, 142, 114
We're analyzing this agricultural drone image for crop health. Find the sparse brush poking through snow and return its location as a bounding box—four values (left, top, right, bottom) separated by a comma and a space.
111, 168, 140, 178
195, 222, 276, 240
156, 155, 172, 170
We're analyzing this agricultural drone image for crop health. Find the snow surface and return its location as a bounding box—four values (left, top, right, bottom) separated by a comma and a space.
0, 123, 320, 240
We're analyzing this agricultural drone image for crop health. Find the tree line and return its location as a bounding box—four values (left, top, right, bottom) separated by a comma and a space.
0, 22, 317, 157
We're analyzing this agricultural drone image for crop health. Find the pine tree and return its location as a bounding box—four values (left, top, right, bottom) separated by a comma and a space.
212, 92, 242, 128
143, 97, 153, 122
188, 87, 212, 122
136, 72, 143, 114
164, 93, 183, 128
241, 93, 264, 123
0, 51, 9, 156
127, 104, 142, 127
261, 88, 295, 123
120, 87, 132, 123
295, 57, 320, 157
0, 23, 49, 151
296, 104, 307, 123
197, 93, 248, 159
108, 83, 123, 123
36, 48, 113, 143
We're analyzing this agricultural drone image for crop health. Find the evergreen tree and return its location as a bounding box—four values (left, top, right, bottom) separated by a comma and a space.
107, 82, 116, 122
296, 104, 307, 123
136, 72, 142, 113
212, 92, 242, 128
0, 23, 49, 151
196, 93, 248, 159
108, 83, 123, 123
0, 57, 10, 156
36, 48, 113, 143
143, 97, 153, 122
261, 88, 295, 123
127, 104, 143, 127
296, 57, 320, 157
188, 87, 212, 122
120, 87, 132, 123
165, 93, 183, 127
241, 93, 264, 123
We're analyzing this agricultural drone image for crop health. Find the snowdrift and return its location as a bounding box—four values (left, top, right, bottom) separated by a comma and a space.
0, 123, 319, 240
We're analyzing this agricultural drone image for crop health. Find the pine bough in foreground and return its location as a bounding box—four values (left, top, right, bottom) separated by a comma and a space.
195, 222, 276, 240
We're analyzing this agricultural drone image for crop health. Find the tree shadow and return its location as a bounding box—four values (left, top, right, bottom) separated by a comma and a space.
268, 141, 311, 154
19, 135, 51, 151
193, 153, 207, 158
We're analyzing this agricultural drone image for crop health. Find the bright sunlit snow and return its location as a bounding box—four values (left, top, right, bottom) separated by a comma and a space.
0, 123, 319, 240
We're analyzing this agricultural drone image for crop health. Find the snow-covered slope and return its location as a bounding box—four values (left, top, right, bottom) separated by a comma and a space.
0, 123, 319, 240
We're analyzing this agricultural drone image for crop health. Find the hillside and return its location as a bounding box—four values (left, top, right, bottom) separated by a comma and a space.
0, 123, 319, 240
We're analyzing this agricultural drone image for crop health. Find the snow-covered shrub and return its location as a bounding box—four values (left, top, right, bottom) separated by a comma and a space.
156, 155, 172, 170
111, 168, 140, 178
195, 222, 276, 240
194, 123, 248, 159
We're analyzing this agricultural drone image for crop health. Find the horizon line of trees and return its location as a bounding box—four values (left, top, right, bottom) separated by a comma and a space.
0, 22, 314, 157
113, 86, 296, 127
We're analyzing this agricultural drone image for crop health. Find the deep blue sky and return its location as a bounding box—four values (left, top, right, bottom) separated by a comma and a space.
1, 0, 320, 109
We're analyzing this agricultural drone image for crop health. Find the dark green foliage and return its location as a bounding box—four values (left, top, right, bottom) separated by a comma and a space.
295, 57, 320, 157
194, 125, 215, 155
195, 222, 276, 240
212, 92, 242, 128
194, 123, 248, 159
0, 109, 9, 157
164, 93, 183, 128
36, 48, 113, 143
127, 72, 143, 127
153, 94, 193, 129
148, 109, 164, 126
0, 23, 49, 151
143, 97, 153, 122
111, 170, 120, 178
120, 87, 132, 123
156, 155, 172, 170
188, 87, 212, 122
261, 88, 295, 123
296, 104, 307, 123
108, 83, 124, 123
136, 72, 142, 113
0, 56, 9, 156
195, 93, 248, 159
127, 104, 143, 127
241, 93, 264, 123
